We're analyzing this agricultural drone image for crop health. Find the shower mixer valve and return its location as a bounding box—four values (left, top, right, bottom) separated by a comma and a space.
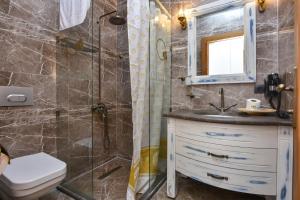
92, 103, 108, 118
92, 103, 110, 150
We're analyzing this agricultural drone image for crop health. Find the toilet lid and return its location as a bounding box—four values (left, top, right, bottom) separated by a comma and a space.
0, 152, 66, 191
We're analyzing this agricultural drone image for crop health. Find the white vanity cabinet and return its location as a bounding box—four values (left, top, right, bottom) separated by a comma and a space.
167, 118, 293, 200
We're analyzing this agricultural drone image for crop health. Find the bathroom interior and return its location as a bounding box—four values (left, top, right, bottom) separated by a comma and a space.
0, 0, 298, 200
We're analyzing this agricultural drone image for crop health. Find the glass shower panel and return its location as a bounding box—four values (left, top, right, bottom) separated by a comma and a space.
90, 2, 131, 199
55, 2, 95, 198
56, 0, 133, 198
148, 0, 172, 192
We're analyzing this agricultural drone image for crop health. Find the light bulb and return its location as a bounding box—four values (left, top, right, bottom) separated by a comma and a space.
178, 8, 185, 18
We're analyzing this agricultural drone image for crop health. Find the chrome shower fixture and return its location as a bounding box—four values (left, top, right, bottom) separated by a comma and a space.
109, 14, 126, 25
92, 103, 110, 150
97, 11, 126, 26
96, 11, 126, 151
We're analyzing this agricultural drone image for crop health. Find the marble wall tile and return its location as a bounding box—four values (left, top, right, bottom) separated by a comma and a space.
116, 0, 133, 159
169, 0, 295, 112
53, 0, 133, 182
0, 31, 56, 75
116, 108, 133, 159
10, 73, 57, 108
278, 0, 294, 30
0, 1, 132, 196
0, 0, 10, 14
53, 0, 110, 182
278, 29, 295, 110
256, 32, 279, 84
0, 0, 58, 158
256, 0, 278, 34
68, 79, 92, 106
0, 71, 11, 85
278, 30, 295, 73
0, 107, 57, 157
9, 0, 58, 31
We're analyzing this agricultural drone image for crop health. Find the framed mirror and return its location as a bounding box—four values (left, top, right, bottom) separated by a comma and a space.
186, 0, 256, 85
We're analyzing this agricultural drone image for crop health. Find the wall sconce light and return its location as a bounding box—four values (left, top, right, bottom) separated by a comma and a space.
178, 7, 187, 30
258, 0, 266, 12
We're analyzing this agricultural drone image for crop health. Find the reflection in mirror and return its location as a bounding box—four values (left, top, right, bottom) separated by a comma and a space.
202, 32, 244, 75
196, 7, 244, 76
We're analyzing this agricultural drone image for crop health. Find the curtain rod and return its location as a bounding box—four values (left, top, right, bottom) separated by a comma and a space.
155, 0, 172, 19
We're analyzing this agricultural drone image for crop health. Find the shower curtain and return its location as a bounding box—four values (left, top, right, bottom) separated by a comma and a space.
127, 1, 161, 199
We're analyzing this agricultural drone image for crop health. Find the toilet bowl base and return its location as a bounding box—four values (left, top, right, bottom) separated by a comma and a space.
0, 175, 65, 200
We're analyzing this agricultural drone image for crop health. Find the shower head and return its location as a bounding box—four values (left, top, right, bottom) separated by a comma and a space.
109, 14, 126, 25
98, 11, 126, 26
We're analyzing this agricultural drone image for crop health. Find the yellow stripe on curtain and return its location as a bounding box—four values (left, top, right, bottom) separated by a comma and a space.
139, 147, 159, 175
128, 137, 168, 188
128, 147, 159, 190
128, 159, 140, 191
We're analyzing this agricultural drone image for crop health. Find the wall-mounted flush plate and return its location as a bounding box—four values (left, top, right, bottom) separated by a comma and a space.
0, 86, 33, 107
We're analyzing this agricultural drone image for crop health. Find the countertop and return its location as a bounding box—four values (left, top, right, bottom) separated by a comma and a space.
164, 110, 294, 126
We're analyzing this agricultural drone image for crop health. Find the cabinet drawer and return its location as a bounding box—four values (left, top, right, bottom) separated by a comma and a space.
175, 119, 278, 148
176, 136, 277, 172
176, 155, 276, 196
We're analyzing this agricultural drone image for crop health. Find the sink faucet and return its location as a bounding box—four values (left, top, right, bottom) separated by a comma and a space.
209, 88, 237, 112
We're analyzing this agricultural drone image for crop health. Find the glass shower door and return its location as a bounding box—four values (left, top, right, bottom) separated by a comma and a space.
55, 2, 95, 199
148, 0, 172, 194
55, 0, 171, 199
56, 0, 131, 199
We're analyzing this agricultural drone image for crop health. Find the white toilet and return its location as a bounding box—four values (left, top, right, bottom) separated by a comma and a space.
0, 152, 67, 200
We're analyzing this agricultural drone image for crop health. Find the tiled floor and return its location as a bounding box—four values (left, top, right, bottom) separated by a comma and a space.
42, 168, 267, 200
152, 176, 266, 200
41, 157, 131, 200
41, 190, 75, 200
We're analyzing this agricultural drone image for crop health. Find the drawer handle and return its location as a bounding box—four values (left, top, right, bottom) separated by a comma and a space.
207, 173, 228, 181
207, 152, 229, 159
206, 132, 243, 137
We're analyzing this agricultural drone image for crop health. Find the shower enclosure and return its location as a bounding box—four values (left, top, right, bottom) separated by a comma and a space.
55, 0, 171, 199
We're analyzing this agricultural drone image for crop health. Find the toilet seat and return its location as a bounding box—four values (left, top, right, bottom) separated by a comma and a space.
0, 152, 66, 199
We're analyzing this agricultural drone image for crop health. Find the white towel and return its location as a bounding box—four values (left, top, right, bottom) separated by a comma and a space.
59, 0, 91, 30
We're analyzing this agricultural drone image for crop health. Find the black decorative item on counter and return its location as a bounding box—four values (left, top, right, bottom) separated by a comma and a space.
264, 73, 294, 119
265, 73, 281, 99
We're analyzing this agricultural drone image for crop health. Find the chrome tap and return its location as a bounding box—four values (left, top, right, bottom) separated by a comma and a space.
209, 88, 237, 112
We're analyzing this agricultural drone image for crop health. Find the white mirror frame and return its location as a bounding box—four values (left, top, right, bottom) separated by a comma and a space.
186, 0, 256, 85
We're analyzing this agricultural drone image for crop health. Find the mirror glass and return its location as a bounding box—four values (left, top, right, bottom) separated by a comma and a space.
196, 7, 244, 76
